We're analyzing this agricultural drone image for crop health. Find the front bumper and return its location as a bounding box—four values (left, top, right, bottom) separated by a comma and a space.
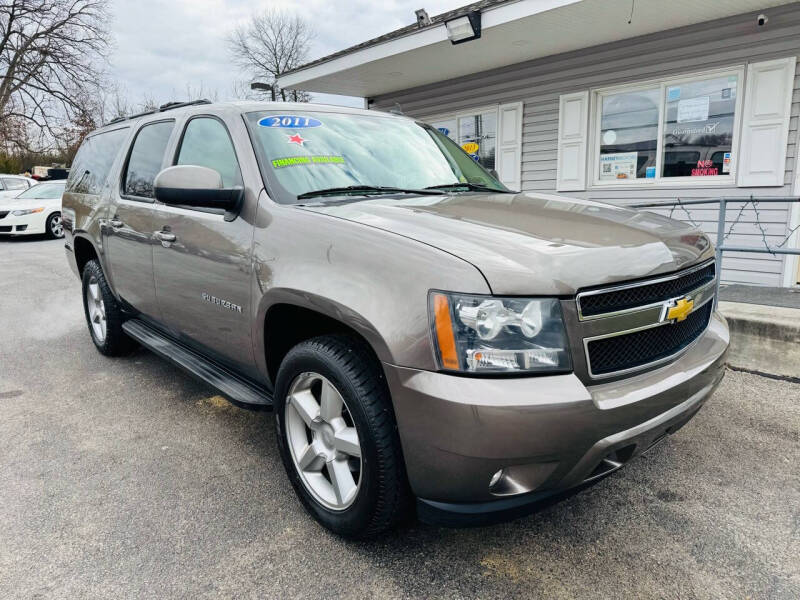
384, 312, 729, 525
0, 211, 46, 235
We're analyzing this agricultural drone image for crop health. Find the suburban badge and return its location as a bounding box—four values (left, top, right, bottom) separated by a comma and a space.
202, 292, 242, 313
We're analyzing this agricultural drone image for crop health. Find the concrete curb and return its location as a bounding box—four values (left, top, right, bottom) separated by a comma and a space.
717, 301, 800, 379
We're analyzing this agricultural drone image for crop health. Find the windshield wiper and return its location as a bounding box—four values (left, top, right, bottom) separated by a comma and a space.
424, 182, 507, 193
297, 185, 442, 200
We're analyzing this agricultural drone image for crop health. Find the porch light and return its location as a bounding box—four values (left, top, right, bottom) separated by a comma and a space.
445, 10, 481, 44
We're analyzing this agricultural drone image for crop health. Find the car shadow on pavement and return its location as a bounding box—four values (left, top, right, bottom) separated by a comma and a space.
0, 234, 53, 243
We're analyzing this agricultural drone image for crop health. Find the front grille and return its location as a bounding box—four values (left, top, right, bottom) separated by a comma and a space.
0, 211, 8, 219
0, 225, 11, 232
586, 301, 713, 376
579, 261, 715, 317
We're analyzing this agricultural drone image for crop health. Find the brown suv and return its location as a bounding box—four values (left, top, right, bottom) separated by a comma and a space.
62, 100, 729, 538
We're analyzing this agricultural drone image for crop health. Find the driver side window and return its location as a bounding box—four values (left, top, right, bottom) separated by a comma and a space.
175, 117, 242, 188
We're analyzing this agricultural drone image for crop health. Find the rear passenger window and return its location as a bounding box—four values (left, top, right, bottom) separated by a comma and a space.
2, 178, 27, 190
66, 127, 129, 195
123, 121, 174, 199
176, 118, 242, 187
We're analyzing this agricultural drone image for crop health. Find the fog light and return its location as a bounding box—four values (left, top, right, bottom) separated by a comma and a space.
489, 469, 504, 489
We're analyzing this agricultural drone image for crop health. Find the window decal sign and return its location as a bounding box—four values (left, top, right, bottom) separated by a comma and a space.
691, 160, 718, 176
600, 152, 638, 180
258, 115, 323, 128
287, 133, 307, 146
602, 130, 617, 145
461, 142, 479, 154
271, 155, 345, 168
667, 86, 681, 102
646, 166, 656, 178
677, 96, 710, 123
723, 152, 732, 173
437, 127, 450, 136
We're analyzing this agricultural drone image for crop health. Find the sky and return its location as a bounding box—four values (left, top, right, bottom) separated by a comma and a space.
109, 0, 467, 108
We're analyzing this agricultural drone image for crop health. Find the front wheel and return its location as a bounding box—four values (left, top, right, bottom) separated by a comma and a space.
274, 335, 410, 538
45, 212, 64, 239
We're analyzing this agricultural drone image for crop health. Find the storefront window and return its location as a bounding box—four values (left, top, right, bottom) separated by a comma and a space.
431, 110, 497, 171
598, 88, 659, 181
662, 75, 737, 177
593, 69, 741, 184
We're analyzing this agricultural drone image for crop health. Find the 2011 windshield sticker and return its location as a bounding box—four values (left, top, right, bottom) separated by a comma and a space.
271, 155, 345, 168
258, 115, 323, 128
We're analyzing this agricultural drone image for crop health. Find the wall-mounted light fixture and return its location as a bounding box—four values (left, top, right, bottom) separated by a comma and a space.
445, 10, 481, 44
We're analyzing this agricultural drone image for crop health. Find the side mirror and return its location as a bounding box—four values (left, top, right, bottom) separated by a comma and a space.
154, 165, 242, 211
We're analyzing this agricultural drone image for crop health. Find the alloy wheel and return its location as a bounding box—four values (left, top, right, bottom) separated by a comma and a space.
86, 276, 107, 343
50, 214, 63, 238
285, 372, 363, 510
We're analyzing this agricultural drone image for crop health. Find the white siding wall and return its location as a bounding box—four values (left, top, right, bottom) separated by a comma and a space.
372, 4, 800, 286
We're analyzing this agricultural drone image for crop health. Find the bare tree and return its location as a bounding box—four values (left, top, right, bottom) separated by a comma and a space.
227, 8, 314, 102
0, 0, 110, 150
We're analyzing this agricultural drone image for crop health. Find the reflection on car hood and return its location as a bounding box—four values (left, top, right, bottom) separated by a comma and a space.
299, 192, 713, 295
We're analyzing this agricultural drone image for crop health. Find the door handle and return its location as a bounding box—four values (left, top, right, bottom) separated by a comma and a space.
155, 231, 176, 243
109, 218, 124, 229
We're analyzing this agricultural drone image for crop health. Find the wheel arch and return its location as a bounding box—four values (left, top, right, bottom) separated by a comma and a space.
259, 291, 392, 388
72, 234, 99, 276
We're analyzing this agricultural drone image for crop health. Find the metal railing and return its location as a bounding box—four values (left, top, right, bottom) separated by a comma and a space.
631, 197, 800, 303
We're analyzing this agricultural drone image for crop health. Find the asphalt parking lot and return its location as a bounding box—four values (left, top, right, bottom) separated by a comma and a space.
1, 236, 799, 599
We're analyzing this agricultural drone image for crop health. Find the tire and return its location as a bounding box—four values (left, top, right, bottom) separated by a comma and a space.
45, 212, 64, 239
81, 260, 135, 356
274, 334, 410, 538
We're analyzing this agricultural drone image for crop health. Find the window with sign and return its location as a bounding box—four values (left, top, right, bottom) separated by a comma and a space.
593, 68, 742, 184
430, 110, 497, 172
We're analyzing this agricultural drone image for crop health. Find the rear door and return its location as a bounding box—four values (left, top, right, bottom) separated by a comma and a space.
151, 114, 256, 371
105, 119, 175, 318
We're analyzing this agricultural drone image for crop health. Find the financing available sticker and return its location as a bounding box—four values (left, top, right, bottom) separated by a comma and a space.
271, 155, 345, 168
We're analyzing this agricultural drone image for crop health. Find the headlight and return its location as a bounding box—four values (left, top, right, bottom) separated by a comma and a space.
11, 207, 44, 216
429, 292, 572, 374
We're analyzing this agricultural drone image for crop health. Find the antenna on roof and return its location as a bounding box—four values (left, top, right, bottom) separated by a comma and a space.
389, 102, 404, 115
415, 9, 431, 27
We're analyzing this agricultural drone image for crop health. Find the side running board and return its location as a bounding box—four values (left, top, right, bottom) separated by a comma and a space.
122, 319, 273, 407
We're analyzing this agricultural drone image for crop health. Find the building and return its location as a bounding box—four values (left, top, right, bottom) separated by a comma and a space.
279, 0, 800, 287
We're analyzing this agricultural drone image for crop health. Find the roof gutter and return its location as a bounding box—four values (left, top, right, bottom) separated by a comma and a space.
278, 0, 581, 90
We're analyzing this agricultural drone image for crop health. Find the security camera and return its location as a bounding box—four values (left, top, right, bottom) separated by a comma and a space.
757, 13, 768, 26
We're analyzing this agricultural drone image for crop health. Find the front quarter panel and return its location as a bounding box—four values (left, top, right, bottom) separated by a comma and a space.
252, 198, 491, 379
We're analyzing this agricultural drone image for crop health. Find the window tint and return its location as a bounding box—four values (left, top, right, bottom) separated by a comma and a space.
2, 178, 27, 190
176, 118, 242, 187
124, 121, 174, 198
66, 127, 129, 194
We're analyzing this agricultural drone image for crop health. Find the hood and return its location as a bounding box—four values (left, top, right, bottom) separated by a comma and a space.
300, 192, 713, 295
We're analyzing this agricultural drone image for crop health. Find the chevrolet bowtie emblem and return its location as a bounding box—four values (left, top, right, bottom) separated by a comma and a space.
666, 297, 694, 322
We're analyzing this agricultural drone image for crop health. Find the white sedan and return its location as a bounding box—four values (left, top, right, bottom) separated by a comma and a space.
0, 181, 66, 238
0, 174, 37, 199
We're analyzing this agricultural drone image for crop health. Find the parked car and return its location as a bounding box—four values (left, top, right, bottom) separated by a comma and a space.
0, 181, 66, 238
0, 174, 36, 199
62, 101, 729, 538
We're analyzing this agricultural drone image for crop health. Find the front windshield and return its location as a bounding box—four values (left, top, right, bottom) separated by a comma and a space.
245, 110, 510, 203
17, 182, 65, 199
